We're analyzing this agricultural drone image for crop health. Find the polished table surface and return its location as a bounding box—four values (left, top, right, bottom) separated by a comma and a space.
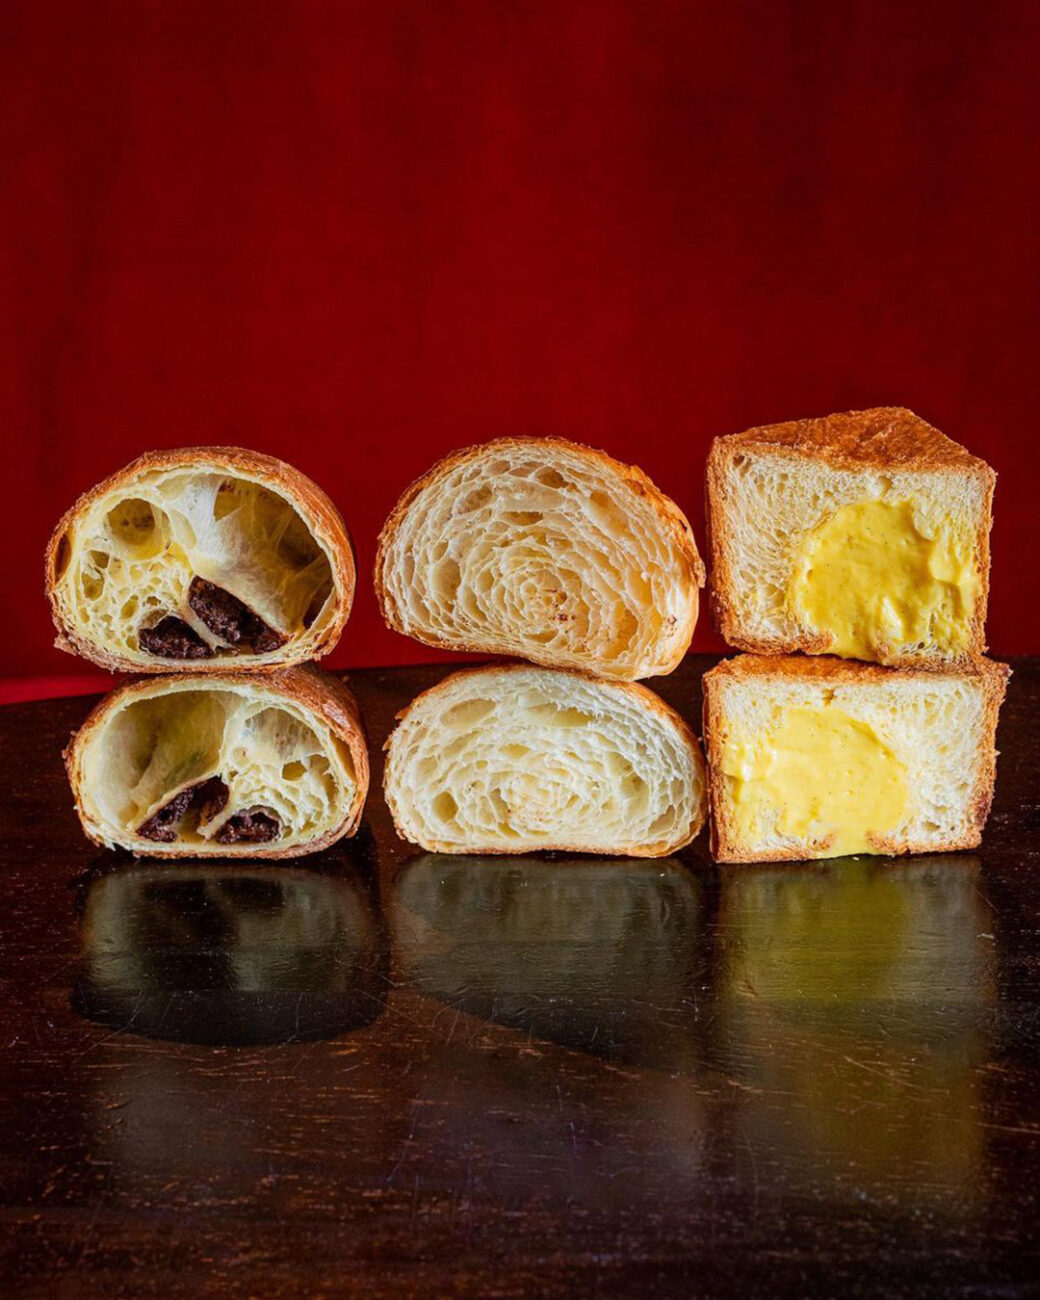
2, 656, 1039, 1298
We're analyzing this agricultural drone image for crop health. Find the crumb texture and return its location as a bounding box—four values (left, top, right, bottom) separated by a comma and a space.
710, 410, 990, 666
384, 667, 706, 856
71, 678, 361, 856
706, 657, 1006, 862
377, 439, 702, 680
51, 458, 342, 669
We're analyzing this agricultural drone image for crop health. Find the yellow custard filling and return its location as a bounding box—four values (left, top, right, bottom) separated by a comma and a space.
787, 499, 979, 660
721, 705, 908, 857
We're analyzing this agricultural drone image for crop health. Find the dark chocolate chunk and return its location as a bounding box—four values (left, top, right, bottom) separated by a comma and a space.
215, 807, 282, 845
138, 786, 197, 842
137, 779, 280, 848
188, 578, 288, 655
137, 777, 229, 843
250, 623, 287, 655
186, 578, 247, 645
194, 776, 230, 824
139, 616, 214, 660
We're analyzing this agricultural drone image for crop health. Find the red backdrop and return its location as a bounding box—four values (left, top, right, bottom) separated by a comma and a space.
4, 0, 1038, 699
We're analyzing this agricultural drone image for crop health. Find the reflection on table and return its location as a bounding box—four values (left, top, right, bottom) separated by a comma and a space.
392, 853, 711, 1071
73, 862, 386, 1044
715, 855, 994, 1211
388, 853, 714, 1206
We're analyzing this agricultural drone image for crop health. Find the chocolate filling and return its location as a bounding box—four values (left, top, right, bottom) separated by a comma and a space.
215, 807, 282, 844
139, 616, 214, 660
188, 578, 287, 655
195, 777, 231, 824
138, 777, 230, 842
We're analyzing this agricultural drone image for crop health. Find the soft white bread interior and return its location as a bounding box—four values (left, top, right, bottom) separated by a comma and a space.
383, 666, 707, 857
65, 667, 369, 859
706, 408, 994, 668
702, 654, 1009, 864
46, 447, 355, 673
375, 437, 704, 681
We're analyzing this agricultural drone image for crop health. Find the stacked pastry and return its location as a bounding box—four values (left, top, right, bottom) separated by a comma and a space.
50, 416, 1010, 868
702, 407, 1009, 862
48, 449, 369, 858
376, 439, 709, 857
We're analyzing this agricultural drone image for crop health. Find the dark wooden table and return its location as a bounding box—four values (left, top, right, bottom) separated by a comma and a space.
2, 656, 1039, 1298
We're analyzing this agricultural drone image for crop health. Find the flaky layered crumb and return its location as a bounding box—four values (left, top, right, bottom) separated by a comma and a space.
706, 408, 994, 668
384, 666, 706, 857
66, 672, 367, 858
47, 449, 353, 672
376, 438, 703, 681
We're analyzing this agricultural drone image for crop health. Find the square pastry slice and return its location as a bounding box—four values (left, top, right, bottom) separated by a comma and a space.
702, 655, 1009, 863
706, 407, 995, 668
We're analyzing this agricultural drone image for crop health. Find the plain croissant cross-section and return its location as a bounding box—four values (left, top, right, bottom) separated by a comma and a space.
375, 436, 705, 682
383, 665, 707, 858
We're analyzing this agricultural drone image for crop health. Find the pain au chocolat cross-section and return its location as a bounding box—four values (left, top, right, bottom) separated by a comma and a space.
64, 667, 369, 859
46, 448, 355, 672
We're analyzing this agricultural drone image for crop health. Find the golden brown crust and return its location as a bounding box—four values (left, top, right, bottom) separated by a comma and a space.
64, 666, 370, 860
382, 663, 707, 857
704, 652, 1008, 689
701, 653, 1010, 864
373, 436, 705, 677
714, 406, 989, 471
45, 447, 356, 674
705, 408, 995, 668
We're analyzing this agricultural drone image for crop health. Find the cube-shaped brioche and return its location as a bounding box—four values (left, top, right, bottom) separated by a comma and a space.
706, 408, 994, 668
702, 654, 1009, 864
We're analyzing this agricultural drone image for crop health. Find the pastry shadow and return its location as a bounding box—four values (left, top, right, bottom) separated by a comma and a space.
390, 852, 716, 1071
71, 854, 387, 1046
